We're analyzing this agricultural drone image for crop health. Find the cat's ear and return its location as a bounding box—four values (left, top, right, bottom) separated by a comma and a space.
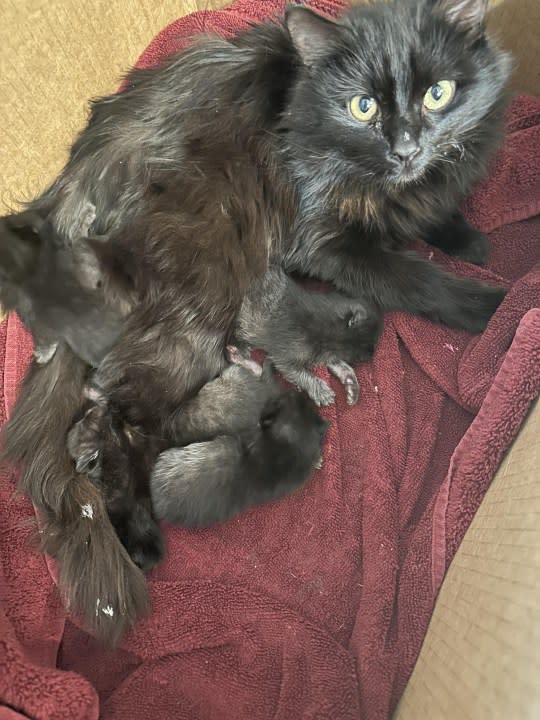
433, 0, 489, 34
285, 5, 341, 66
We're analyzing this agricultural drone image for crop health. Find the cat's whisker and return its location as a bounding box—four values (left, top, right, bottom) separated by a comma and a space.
451, 143, 466, 160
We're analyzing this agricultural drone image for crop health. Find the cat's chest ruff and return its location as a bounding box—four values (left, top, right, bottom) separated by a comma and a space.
336, 191, 382, 227
331, 183, 441, 242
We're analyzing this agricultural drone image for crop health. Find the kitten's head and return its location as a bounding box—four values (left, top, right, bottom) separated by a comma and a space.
259, 391, 329, 468
284, 0, 511, 194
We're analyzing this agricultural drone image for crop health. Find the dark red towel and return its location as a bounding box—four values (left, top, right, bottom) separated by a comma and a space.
1, 2, 539, 718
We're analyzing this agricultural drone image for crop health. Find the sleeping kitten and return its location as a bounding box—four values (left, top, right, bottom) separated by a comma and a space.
1, 0, 510, 640
151, 361, 328, 528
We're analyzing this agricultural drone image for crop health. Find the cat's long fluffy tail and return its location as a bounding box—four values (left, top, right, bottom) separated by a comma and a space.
1, 343, 147, 644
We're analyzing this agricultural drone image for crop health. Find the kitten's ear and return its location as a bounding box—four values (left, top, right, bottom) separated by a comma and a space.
285, 5, 341, 66
433, 0, 489, 34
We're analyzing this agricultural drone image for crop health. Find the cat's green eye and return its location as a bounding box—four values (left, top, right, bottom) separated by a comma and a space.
423, 80, 456, 112
349, 95, 379, 122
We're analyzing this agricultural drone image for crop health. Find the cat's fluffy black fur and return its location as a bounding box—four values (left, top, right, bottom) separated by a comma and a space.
0, 0, 511, 640
283, 0, 511, 327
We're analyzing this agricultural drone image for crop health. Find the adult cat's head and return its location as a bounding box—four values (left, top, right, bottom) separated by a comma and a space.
283, 0, 511, 196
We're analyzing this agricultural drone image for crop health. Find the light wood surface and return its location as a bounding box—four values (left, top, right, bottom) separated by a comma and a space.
396, 399, 540, 720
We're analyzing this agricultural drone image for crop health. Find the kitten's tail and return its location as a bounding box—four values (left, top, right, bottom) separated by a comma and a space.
1, 343, 148, 645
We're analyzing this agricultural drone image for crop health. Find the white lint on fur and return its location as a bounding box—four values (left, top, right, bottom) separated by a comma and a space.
81, 503, 94, 519
95, 598, 115, 618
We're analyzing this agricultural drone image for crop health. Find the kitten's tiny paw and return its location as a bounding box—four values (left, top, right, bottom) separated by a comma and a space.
346, 306, 368, 327
226, 345, 262, 376
306, 378, 336, 407
120, 503, 164, 573
327, 360, 360, 405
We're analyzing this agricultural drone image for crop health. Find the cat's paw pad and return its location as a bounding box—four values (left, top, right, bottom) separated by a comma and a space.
327, 360, 360, 405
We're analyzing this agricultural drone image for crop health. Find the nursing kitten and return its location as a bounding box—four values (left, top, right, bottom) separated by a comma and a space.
1, 0, 510, 640
234, 266, 381, 407
0, 209, 123, 366
151, 363, 328, 528
70, 357, 328, 531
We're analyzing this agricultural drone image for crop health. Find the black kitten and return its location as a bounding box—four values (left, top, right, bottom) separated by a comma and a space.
66, 388, 164, 573
235, 266, 381, 406
0, 209, 123, 366
151, 358, 329, 527
69, 356, 327, 530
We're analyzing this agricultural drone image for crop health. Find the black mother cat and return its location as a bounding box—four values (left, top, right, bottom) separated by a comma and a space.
0, 0, 511, 640
283, 0, 510, 330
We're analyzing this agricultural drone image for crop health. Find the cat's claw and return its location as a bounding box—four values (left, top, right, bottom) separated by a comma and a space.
327, 360, 360, 405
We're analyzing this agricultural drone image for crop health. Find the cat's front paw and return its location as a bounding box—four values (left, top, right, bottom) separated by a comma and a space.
452, 228, 489, 266
446, 284, 507, 334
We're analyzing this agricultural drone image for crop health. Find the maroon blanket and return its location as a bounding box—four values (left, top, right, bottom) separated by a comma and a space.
1, 2, 539, 718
